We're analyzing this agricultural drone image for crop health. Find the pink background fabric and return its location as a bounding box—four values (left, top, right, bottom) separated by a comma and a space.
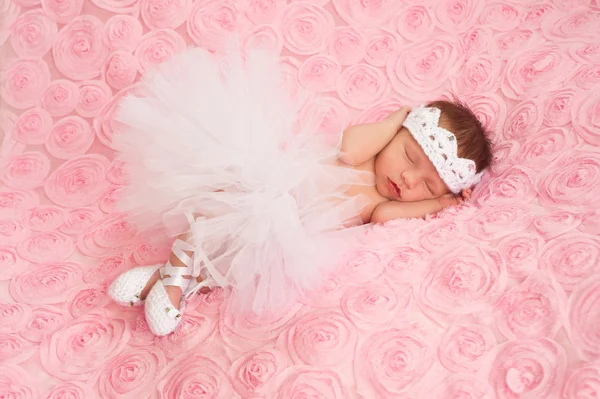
1, 0, 600, 397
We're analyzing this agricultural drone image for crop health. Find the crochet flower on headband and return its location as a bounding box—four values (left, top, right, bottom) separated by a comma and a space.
402, 106, 483, 194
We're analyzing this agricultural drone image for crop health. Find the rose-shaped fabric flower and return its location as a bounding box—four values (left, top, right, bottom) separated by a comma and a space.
452, 55, 502, 95
102, 51, 138, 90
277, 3, 334, 55
0, 303, 30, 334
90, 0, 138, 13
83, 254, 129, 284
0, 188, 39, 218
435, 0, 484, 33
394, 5, 434, 42
245, 0, 287, 24
521, 3, 555, 29
283, 310, 357, 366
19, 305, 71, 343
13, 0, 42, 5
1, 58, 51, 109
341, 278, 410, 330
106, 159, 130, 185
13, 107, 52, 145
193, 287, 225, 315
382, 244, 429, 287
490, 338, 566, 399
364, 29, 401, 68
326, 26, 366, 65
156, 353, 235, 398
494, 272, 565, 340
220, 300, 303, 350
298, 97, 348, 147
53, 15, 108, 81
572, 90, 600, 146
134, 29, 185, 74
44, 154, 110, 208
155, 312, 216, 359
542, 9, 600, 43
76, 80, 112, 118
23, 206, 64, 232
543, 88, 579, 127
568, 275, 600, 361
387, 38, 461, 101
417, 218, 468, 252
439, 323, 496, 373
464, 93, 507, 135
60, 207, 103, 235
418, 245, 507, 322
41, 0, 83, 24
299, 274, 349, 308
0, 0, 21, 45
0, 219, 30, 248
333, 0, 398, 27
352, 98, 404, 125
492, 32, 540, 61
141, 0, 191, 30
10, 10, 57, 58
38, 79, 79, 118
340, 247, 384, 284
475, 166, 536, 206
40, 309, 130, 381
230, 347, 288, 397
562, 362, 600, 399
42, 382, 93, 399
540, 232, 600, 291
502, 99, 543, 141
187, 0, 251, 52
242, 24, 283, 54
501, 46, 576, 100
273, 367, 347, 399
297, 55, 341, 93
479, 2, 520, 31
1, 151, 51, 190
45, 116, 94, 160
355, 326, 435, 398
0, 333, 35, 364
10, 262, 82, 304
426, 374, 494, 399
336, 63, 388, 109
0, 247, 29, 281
278, 56, 302, 102
128, 314, 155, 347
573, 64, 600, 90
0, 365, 38, 398
536, 147, 600, 207
470, 204, 534, 241
76, 213, 136, 257
132, 242, 169, 265
518, 127, 578, 171
65, 284, 109, 318
534, 210, 580, 240
103, 15, 143, 51
488, 140, 520, 175
498, 232, 545, 279
97, 347, 166, 399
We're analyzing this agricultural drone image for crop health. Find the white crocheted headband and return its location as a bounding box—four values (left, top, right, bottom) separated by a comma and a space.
403, 106, 483, 194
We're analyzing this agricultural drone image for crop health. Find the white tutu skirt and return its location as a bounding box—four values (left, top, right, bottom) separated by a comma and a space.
113, 46, 371, 314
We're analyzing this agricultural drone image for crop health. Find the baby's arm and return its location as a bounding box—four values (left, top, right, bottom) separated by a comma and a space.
339, 106, 411, 166
371, 190, 471, 223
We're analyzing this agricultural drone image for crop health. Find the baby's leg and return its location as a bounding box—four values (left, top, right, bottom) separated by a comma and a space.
139, 231, 206, 307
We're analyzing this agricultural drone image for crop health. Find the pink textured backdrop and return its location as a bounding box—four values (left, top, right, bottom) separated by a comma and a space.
1, 0, 600, 397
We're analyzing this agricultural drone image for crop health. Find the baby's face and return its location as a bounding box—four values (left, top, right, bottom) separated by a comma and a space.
375, 127, 450, 202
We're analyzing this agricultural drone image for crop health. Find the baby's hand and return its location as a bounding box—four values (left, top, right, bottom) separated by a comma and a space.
439, 189, 472, 209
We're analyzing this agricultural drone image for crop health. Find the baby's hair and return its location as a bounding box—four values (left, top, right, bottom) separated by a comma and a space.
427, 100, 492, 173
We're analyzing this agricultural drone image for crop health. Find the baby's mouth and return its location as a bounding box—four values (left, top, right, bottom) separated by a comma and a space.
387, 178, 401, 198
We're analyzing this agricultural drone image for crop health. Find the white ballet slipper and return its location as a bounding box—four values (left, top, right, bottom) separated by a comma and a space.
108, 264, 161, 307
